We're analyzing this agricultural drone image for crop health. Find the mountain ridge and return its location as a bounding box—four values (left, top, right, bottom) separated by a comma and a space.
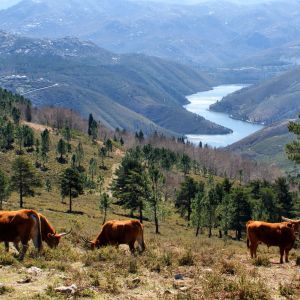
0, 31, 231, 136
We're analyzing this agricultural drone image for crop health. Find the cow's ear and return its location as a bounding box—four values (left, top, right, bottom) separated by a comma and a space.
47, 233, 52, 238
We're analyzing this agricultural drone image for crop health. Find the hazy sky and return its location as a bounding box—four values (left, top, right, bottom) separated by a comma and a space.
0, 0, 278, 10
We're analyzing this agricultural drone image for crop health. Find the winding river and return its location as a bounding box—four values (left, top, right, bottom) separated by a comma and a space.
185, 85, 264, 148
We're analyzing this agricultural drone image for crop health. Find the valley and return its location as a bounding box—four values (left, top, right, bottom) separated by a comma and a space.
0, 1, 299, 298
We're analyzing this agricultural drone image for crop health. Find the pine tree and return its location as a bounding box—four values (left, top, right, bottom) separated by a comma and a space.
100, 193, 110, 224
180, 154, 191, 176
111, 154, 149, 222
286, 115, 300, 164
191, 190, 205, 236
60, 167, 84, 213
23, 125, 34, 149
89, 157, 97, 181
105, 139, 113, 157
148, 164, 165, 234
88, 113, 94, 136
175, 177, 200, 225
12, 107, 20, 124
11, 156, 40, 208
0, 169, 10, 210
41, 129, 50, 168
15, 126, 25, 154
57, 138, 67, 162
25, 104, 32, 122
62, 125, 72, 152
75, 142, 84, 169
227, 188, 251, 240
99, 146, 107, 169
274, 177, 293, 218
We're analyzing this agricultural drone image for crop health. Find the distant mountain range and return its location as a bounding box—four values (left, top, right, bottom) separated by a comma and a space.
1, 0, 300, 68
210, 68, 300, 125
0, 31, 232, 136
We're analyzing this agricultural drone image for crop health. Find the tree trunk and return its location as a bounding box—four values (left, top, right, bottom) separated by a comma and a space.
196, 226, 200, 237
219, 229, 223, 239
69, 189, 72, 213
20, 184, 23, 208
208, 226, 212, 238
102, 208, 107, 225
187, 204, 191, 227
139, 205, 143, 224
154, 205, 159, 234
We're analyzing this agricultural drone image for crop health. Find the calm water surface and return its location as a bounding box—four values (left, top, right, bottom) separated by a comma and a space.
185, 85, 264, 148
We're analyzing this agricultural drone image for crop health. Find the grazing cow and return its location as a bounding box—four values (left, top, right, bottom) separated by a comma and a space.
0, 209, 42, 260
5, 212, 71, 252
246, 217, 300, 264
83, 220, 145, 253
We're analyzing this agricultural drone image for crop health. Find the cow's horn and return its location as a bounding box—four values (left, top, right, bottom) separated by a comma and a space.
281, 216, 293, 222
80, 237, 93, 244
57, 228, 72, 237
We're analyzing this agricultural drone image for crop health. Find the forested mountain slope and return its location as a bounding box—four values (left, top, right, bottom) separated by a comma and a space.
210, 68, 300, 125
0, 32, 231, 136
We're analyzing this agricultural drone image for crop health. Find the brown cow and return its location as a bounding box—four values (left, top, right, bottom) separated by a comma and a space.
83, 220, 145, 253
246, 217, 300, 264
0, 209, 42, 260
5, 212, 71, 252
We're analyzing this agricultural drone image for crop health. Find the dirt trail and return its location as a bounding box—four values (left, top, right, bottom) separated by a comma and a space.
22, 121, 53, 132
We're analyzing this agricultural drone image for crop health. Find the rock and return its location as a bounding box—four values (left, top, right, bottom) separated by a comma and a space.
55, 284, 78, 295
27, 266, 42, 276
164, 289, 173, 295
174, 274, 184, 280
0, 283, 4, 289
179, 286, 190, 292
132, 277, 141, 285
17, 277, 32, 284
203, 268, 213, 272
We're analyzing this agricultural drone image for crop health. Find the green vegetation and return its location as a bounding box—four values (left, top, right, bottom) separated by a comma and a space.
0, 90, 299, 299
286, 114, 300, 164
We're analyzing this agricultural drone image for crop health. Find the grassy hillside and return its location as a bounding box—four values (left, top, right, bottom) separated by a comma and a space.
0, 123, 299, 300
211, 68, 300, 125
0, 91, 298, 299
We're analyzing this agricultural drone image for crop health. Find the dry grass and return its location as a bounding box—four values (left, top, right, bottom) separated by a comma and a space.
0, 129, 299, 299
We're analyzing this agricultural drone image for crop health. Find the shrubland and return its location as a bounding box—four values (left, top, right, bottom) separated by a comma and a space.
0, 88, 299, 299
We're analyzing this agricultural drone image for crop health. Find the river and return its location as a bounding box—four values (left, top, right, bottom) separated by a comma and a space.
185, 84, 264, 148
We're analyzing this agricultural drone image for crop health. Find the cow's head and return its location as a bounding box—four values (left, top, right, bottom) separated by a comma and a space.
81, 237, 102, 250
46, 229, 72, 248
282, 217, 300, 235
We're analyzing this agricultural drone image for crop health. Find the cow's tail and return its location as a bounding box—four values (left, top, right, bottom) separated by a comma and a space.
30, 211, 42, 252
246, 222, 250, 248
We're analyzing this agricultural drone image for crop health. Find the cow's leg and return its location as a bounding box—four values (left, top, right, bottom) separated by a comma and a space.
252, 243, 258, 258
13, 242, 20, 253
279, 247, 284, 264
285, 246, 292, 263
129, 241, 135, 255
4, 242, 9, 252
136, 232, 145, 253
19, 244, 29, 261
